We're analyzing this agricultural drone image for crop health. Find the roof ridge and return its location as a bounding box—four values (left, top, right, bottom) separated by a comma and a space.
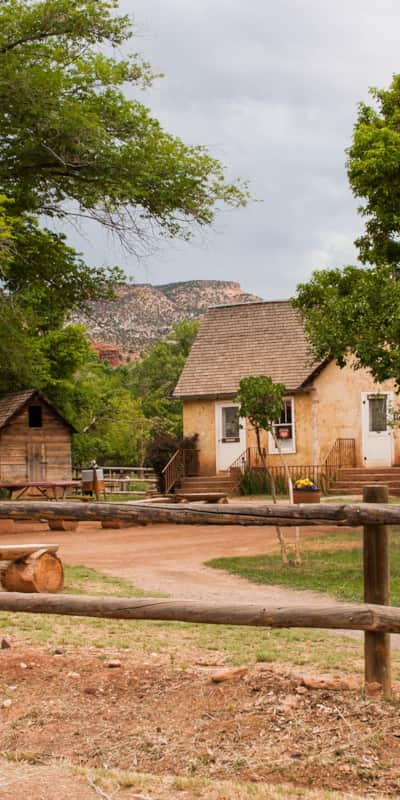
209, 299, 290, 310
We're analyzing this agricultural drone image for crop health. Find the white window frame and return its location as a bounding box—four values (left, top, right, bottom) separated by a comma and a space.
268, 397, 296, 455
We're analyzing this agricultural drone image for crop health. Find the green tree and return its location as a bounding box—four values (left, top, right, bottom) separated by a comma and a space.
236, 376, 293, 564
294, 74, 400, 387
124, 319, 200, 437
0, 0, 248, 251
293, 264, 400, 385
347, 75, 400, 267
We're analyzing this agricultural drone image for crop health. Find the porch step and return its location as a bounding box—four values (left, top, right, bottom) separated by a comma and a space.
330, 467, 400, 495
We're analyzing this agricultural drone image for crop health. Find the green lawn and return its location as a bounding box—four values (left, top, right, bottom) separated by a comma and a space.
0, 560, 375, 676
207, 529, 400, 605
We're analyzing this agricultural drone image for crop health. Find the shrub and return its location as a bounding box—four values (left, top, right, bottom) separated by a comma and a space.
239, 469, 287, 496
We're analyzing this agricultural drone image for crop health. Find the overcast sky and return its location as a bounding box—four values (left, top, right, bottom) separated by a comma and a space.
63, 1, 400, 299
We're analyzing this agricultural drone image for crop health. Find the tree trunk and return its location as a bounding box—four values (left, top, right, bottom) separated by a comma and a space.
255, 426, 288, 564
270, 428, 301, 565
0, 549, 64, 593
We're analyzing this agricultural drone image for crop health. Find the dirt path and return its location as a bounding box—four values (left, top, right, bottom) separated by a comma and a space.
1, 519, 351, 607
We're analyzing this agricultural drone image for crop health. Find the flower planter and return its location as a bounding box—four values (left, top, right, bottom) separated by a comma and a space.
293, 489, 320, 504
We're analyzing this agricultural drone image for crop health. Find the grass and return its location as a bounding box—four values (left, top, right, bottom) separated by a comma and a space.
75, 765, 370, 800
207, 529, 400, 605
1, 558, 400, 678
0, 560, 368, 674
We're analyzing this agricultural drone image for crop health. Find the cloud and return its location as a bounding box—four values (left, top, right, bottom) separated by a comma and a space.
61, 0, 400, 298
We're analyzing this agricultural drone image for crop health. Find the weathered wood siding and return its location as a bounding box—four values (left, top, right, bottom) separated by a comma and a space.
0, 401, 72, 481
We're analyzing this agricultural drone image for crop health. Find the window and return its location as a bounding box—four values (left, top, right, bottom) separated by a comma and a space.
28, 405, 43, 428
222, 406, 240, 441
369, 395, 387, 432
269, 398, 295, 453
273, 399, 294, 440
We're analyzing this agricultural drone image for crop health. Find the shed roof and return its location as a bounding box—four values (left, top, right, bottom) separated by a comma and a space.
0, 390, 75, 432
174, 300, 326, 399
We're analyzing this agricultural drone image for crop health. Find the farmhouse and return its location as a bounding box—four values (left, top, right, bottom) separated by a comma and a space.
0, 389, 74, 483
174, 301, 400, 491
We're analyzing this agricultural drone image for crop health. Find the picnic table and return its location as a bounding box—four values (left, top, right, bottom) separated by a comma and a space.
0, 480, 80, 501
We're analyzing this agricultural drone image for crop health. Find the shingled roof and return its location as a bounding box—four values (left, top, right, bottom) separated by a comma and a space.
174, 300, 327, 399
0, 389, 75, 431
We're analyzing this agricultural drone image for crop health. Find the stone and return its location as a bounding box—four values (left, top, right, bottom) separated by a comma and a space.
211, 666, 248, 683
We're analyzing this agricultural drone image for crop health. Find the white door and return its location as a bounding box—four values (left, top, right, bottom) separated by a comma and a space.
215, 402, 246, 472
361, 392, 393, 467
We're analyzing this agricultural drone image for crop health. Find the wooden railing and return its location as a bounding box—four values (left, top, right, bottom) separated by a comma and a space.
324, 438, 356, 473
162, 448, 199, 494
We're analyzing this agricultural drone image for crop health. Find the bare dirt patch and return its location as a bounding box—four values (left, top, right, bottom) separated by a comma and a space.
1, 642, 399, 798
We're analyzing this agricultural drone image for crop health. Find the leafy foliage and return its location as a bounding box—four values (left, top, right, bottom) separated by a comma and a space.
294, 265, 400, 384
123, 320, 199, 438
347, 75, 400, 267
236, 375, 287, 449
294, 75, 400, 386
0, 0, 248, 246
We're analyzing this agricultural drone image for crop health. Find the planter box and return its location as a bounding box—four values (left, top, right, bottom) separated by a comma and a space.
293, 489, 321, 504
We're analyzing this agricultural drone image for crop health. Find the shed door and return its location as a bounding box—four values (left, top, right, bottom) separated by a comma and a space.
26, 442, 47, 481
361, 392, 393, 467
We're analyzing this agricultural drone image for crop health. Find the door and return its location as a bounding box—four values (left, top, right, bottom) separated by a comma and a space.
361, 392, 393, 467
215, 402, 246, 472
26, 442, 47, 481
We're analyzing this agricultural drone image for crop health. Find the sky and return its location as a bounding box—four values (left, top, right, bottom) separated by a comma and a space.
62, 0, 400, 299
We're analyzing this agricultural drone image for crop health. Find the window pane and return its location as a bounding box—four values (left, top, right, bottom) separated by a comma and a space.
222, 407, 239, 439
369, 397, 387, 432
28, 405, 43, 428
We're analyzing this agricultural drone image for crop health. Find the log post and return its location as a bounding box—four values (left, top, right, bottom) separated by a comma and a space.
363, 485, 391, 696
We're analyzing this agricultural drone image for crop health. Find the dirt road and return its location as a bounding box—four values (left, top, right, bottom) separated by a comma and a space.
0, 518, 349, 607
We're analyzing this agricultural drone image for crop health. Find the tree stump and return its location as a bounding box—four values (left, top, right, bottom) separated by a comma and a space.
48, 519, 78, 531
0, 549, 64, 593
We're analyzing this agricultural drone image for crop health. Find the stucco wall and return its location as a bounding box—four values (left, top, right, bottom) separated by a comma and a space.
313, 360, 400, 465
182, 362, 400, 474
245, 392, 314, 467
182, 399, 216, 475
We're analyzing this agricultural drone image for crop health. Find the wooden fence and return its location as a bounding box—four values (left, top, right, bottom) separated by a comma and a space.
0, 485, 396, 696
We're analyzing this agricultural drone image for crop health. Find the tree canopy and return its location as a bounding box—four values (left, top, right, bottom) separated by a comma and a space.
294, 74, 400, 387
0, 0, 248, 454
347, 75, 400, 268
0, 0, 248, 252
294, 265, 400, 384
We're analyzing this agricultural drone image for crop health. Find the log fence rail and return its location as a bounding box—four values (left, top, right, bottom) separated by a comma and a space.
0, 487, 396, 696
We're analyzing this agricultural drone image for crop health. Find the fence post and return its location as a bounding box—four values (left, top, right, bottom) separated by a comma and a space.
363, 484, 391, 696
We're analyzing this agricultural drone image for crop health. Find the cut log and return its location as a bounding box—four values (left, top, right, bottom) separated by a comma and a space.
2, 499, 400, 527
1, 549, 64, 593
48, 519, 78, 531
0, 544, 59, 561
0, 594, 400, 633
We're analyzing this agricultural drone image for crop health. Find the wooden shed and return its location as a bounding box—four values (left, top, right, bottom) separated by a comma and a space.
0, 390, 75, 482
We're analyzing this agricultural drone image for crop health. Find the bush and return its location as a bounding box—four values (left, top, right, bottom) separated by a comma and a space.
146, 433, 198, 493
239, 469, 288, 496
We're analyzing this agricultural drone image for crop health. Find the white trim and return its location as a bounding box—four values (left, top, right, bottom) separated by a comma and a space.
361, 391, 393, 466
268, 397, 296, 455
215, 401, 246, 472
